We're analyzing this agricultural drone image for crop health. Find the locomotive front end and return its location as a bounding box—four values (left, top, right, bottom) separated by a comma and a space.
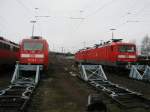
20, 41, 44, 64
19, 37, 49, 70
117, 44, 137, 65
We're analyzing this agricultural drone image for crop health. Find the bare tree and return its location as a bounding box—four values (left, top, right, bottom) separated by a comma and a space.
141, 35, 150, 56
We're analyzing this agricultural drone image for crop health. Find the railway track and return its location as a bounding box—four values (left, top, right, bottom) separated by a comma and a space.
89, 79, 150, 108
79, 64, 150, 109
0, 64, 40, 112
0, 79, 35, 112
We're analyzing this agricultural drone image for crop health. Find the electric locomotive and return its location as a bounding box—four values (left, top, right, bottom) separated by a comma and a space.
19, 36, 49, 70
0, 37, 19, 67
75, 39, 137, 67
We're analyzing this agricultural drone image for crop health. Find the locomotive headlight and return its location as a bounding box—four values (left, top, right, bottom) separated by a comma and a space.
118, 55, 126, 58
21, 54, 30, 58
35, 54, 44, 58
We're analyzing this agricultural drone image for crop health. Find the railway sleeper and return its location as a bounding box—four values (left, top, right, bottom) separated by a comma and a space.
94, 81, 150, 108
113, 94, 150, 108
0, 97, 27, 106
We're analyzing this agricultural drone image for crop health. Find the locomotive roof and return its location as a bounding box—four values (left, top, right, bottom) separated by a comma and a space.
22, 36, 45, 41
0, 36, 19, 46
31, 36, 42, 39
77, 41, 135, 52
22, 38, 46, 42
111, 42, 135, 46
22, 38, 44, 41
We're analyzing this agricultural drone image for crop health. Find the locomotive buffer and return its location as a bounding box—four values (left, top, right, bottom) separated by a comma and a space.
0, 63, 42, 111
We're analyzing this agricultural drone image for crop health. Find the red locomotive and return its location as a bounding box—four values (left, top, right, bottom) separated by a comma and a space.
75, 39, 137, 67
0, 37, 19, 67
19, 36, 49, 70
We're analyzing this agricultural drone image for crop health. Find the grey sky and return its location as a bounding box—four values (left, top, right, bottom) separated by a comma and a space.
0, 0, 150, 53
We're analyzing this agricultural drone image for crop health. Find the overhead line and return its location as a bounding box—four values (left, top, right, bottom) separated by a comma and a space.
15, 0, 34, 16
112, 0, 141, 29
134, 1, 150, 16
85, 0, 117, 18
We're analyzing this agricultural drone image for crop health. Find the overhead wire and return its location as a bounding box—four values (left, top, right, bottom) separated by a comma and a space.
85, 0, 117, 18
67, 0, 119, 50
0, 16, 13, 36
38, 22, 43, 36
112, 0, 143, 29
70, 0, 120, 35
15, 0, 34, 16
70, 1, 103, 32
132, 0, 150, 16
109, 1, 150, 44
15, 0, 45, 37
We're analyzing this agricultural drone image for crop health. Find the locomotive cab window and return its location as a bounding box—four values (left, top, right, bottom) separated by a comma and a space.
119, 45, 135, 52
23, 42, 43, 50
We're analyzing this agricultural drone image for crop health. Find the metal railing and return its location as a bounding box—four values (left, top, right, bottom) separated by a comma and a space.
129, 65, 150, 81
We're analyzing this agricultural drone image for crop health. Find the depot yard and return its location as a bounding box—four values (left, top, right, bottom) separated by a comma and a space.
27, 53, 96, 112
0, 53, 150, 112
27, 53, 150, 112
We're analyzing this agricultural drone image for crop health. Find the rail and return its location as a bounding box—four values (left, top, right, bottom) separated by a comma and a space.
0, 64, 42, 111
79, 64, 150, 109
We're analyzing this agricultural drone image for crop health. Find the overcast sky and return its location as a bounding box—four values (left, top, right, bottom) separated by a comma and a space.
0, 0, 150, 53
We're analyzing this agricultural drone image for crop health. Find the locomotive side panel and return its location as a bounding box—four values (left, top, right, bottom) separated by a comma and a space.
75, 40, 137, 67
0, 37, 19, 67
43, 40, 49, 70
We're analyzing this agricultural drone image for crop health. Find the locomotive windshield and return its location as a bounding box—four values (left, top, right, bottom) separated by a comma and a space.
119, 45, 135, 53
23, 42, 43, 50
